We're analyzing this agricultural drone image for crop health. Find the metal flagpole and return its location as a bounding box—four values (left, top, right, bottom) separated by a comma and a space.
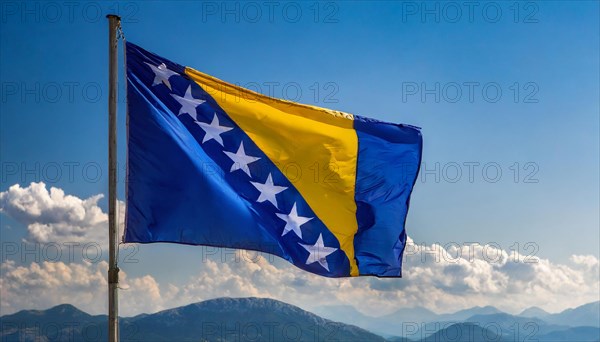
107, 13, 121, 342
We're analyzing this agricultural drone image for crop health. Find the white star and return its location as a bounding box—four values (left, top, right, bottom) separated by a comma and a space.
276, 203, 313, 239
299, 234, 337, 271
171, 86, 206, 119
145, 62, 179, 90
196, 113, 233, 146
223, 142, 260, 177
250, 173, 287, 209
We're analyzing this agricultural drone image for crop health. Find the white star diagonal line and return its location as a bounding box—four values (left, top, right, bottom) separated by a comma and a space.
145, 62, 179, 90
170, 86, 206, 120
224, 142, 260, 177
196, 113, 233, 146
276, 203, 313, 239
250, 173, 287, 209
299, 234, 337, 271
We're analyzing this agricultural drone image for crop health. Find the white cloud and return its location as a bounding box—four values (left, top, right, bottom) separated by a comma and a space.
393, 239, 600, 314
0, 182, 124, 247
2, 246, 597, 317
1, 183, 598, 317
0, 259, 171, 316
0, 260, 106, 314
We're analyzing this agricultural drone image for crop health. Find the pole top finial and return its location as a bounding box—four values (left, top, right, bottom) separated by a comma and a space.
106, 14, 121, 20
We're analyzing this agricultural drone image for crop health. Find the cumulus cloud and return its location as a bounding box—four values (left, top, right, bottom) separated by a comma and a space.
0, 260, 171, 316
1, 246, 598, 317
0, 183, 598, 317
167, 243, 599, 316
393, 239, 600, 314
0, 182, 124, 246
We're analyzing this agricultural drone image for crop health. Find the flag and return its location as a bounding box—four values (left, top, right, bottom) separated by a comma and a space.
124, 42, 422, 278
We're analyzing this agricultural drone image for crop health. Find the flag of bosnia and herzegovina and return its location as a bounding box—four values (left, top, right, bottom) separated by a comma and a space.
124, 42, 422, 278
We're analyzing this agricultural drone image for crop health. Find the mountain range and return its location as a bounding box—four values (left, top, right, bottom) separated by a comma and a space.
0, 298, 384, 342
312, 300, 600, 340
1, 298, 598, 341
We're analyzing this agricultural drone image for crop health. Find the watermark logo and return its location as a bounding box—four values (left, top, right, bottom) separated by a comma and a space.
400, 1, 540, 24
200, 1, 339, 24
401, 82, 540, 104
1, 1, 139, 24
1, 160, 540, 185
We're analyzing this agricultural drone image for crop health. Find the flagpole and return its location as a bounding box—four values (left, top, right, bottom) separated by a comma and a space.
107, 13, 121, 342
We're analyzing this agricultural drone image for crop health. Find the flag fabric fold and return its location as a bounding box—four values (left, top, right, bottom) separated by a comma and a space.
124, 42, 422, 277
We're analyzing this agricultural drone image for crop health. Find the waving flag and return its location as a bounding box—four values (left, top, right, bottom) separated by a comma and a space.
124, 42, 422, 277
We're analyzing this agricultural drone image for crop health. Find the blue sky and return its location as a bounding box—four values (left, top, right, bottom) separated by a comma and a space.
1, 1, 598, 315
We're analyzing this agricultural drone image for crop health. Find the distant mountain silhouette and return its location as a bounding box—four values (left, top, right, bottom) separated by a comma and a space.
418, 323, 509, 342
313, 304, 503, 337
314, 301, 600, 340
0, 298, 385, 342
408, 322, 599, 342
519, 306, 550, 318
544, 301, 600, 327
313, 304, 438, 338
536, 326, 600, 341
464, 312, 570, 338
312, 304, 375, 328
439, 306, 502, 321
2, 299, 598, 341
